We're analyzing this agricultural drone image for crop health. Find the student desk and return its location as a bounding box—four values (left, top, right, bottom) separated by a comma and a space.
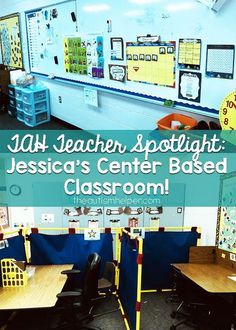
172, 263, 236, 293
0, 264, 73, 310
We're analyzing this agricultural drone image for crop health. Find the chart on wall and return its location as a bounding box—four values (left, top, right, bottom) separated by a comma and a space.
217, 173, 236, 254
26, 0, 77, 76
0, 13, 23, 68
126, 42, 175, 88
178, 39, 201, 70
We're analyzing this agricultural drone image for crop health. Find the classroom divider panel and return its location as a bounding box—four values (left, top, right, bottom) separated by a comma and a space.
29, 232, 113, 275
142, 230, 199, 290
0, 232, 27, 286
118, 230, 143, 330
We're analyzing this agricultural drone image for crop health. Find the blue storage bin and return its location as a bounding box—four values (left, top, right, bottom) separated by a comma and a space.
23, 100, 47, 114
24, 111, 50, 127
22, 88, 48, 103
8, 105, 17, 118
15, 87, 23, 100
8, 84, 16, 97
9, 96, 16, 107
17, 108, 24, 122
15, 99, 23, 110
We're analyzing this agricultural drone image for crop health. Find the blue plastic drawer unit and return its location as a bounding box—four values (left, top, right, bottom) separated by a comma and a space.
24, 111, 50, 127
8, 84, 50, 126
17, 108, 24, 122
22, 87, 48, 103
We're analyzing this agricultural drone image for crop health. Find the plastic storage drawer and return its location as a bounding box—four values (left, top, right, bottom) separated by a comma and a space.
17, 108, 24, 122
22, 89, 47, 103
23, 100, 47, 114
24, 111, 50, 127
9, 96, 16, 107
8, 84, 16, 97
8, 105, 17, 118
15, 87, 23, 100
15, 99, 23, 110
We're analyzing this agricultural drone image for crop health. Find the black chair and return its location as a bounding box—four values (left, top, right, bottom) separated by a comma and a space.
98, 262, 116, 294
54, 253, 102, 330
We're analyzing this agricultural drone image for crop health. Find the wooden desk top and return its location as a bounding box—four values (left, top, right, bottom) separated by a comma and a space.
172, 263, 236, 294
0, 264, 73, 310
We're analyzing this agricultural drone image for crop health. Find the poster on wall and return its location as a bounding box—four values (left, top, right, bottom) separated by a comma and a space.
110, 37, 124, 61
0, 13, 23, 68
126, 41, 175, 88
206, 44, 235, 79
217, 172, 236, 254
178, 70, 202, 103
178, 38, 201, 70
109, 64, 126, 82
64, 36, 87, 74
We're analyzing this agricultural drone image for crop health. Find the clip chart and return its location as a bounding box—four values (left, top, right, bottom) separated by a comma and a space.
0, 13, 23, 68
178, 39, 201, 70
206, 45, 235, 79
126, 42, 175, 88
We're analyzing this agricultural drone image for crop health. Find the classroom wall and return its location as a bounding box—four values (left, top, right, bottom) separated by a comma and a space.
0, 0, 221, 129
8, 206, 218, 245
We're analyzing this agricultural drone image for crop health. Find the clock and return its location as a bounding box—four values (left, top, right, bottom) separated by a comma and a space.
219, 91, 236, 130
9, 184, 22, 196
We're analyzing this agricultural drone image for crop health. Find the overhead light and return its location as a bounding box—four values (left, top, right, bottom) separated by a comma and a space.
82, 4, 110, 13
129, 0, 162, 4
123, 9, 146, 17
165, 2, 196, 12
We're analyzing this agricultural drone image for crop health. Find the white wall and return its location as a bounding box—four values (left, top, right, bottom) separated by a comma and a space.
7, 206, 218, 246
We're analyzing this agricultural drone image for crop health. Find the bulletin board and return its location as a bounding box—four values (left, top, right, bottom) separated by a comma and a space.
216, 172, 236, 254
25, 0, 236, 116
0, 13, 23, 68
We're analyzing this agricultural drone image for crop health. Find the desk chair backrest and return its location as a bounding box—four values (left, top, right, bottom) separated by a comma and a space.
82, 253, 101, 305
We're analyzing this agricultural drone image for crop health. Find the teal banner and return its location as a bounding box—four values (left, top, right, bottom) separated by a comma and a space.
0, 130, 236, 207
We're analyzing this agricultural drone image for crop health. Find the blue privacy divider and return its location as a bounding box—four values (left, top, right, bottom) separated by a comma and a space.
29, 233, 113, 275
0, 235, 27, 286
142, 231, 198, 290
119, 232, 138, 330
0, 235, 26, 261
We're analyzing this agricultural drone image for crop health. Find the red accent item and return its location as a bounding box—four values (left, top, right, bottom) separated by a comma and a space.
191, 227, 197, 232
159, 227, 165, 232
31, 228, 38, 234
69, 228, 76, 234
137, 253, 143, 265
0, 233, 4, 241
105, 228, 111, 234
136, 301, 141, 311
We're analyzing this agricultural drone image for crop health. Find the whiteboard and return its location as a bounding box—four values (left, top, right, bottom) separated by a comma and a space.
25, 0, 236, 115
